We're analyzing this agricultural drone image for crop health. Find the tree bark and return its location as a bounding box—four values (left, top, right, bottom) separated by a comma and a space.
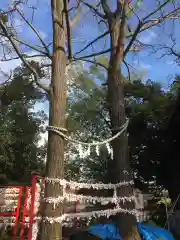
39, 0, 67, 240
107, 10, 141, 240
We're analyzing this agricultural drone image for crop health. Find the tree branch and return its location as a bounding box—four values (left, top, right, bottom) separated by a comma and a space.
15, 8, 51, 58
143, 0, 171, 21
123, 21, 142, 58
157, 43, 180, 61
100, 0, 113, 17
114, 0, 125, 19
169, 47, 180, 59
127, 7, 180, 39
64, 0, 73, 59
79, 0, 106, 19
0, 18, 50, 92
75, 48, 112, 59
69, 3, 81, 26
123, 60, 130, 82
122, 1, 143, 58
145, 7, 180, 24
0, 71, 13, 90
73, 57, 108, 71
0, 32, 49, 55
1, 54, 46, 62
74, 30, 110, 56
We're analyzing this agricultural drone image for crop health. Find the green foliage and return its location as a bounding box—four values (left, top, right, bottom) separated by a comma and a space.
0, 14, 8, 24
65, 66, 177, 191
0, 64, 47, 184
67, 71, 107, 136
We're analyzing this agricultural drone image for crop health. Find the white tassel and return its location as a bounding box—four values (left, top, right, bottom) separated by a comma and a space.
106, 143, 111, 154
78, 144, 83, 158
87, 145, 91, 156
110, 148, 113, 160
96, 145, 100, 156
113, 187, 119, 208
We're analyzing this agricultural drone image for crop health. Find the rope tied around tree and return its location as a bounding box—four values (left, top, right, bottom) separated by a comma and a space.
46, 118, 129, 147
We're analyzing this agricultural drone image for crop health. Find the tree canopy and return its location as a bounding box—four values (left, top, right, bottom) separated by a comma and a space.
66, 66, 179, 195
0, 64, 47, 185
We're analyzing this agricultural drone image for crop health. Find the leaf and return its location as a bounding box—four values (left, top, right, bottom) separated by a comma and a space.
89, 64, 99, 74
96, 56, 109, 68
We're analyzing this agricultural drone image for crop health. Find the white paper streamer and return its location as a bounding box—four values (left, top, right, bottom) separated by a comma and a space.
44, 192, 135, 208
45, 178, 133, 190
37, 207, 137, 224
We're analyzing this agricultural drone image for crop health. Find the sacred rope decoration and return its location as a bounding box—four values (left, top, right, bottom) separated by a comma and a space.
28, 176, 137, 239
34, 207, 138, 225
44, 177, 135, 209
42, 119, 135, 225
44, 192, 135, 208
43, 177, 136, 216
45, 177, 134, 189
47, 118, 129, 159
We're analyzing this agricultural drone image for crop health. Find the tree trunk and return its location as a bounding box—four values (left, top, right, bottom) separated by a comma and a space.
39, 0, 67, 240
107, 14, 141, 240
107, 66, 141, 240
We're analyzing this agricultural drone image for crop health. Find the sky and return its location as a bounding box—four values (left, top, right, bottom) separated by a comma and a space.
0, 0, 180, 115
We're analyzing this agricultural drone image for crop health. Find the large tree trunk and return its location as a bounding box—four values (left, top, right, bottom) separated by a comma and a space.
39, 0, 67, 240
107, 12, 141, 240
